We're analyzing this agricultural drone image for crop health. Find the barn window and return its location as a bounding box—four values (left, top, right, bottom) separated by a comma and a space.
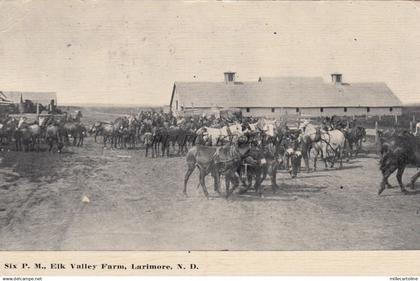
344, 107, 347, 112
296, 108, 300, 113
271, 108, 275, 113
246, 108, 250, 113
389, 107, 393, 112
367, 107, 370, 113
320, 107, 324, 112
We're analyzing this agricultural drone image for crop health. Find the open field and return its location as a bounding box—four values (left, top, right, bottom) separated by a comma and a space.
1, 109, 420, 250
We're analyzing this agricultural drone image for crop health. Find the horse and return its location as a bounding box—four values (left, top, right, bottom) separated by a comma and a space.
62, 122, 86, 147
45, 122, 64, 153
184, 144, 241, 198
126, 115, 140, 149
0, 117, 18, 149
111, 116, 129, 148
311, 129, 346, 170
378, 133, 420, 195
15, 116, 46, 152
298, 123, 322, 172
237, 144, 281, 197
89, 121, 109, 143
344, 126, 367, 159
101, 123, 116, 148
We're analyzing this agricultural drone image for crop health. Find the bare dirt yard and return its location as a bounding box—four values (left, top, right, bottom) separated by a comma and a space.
1, 109, 420, 250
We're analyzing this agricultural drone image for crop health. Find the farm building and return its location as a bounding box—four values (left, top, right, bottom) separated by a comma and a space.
0, 91, 57, 106
169, 72, 403, 118
0, 91, 58, 115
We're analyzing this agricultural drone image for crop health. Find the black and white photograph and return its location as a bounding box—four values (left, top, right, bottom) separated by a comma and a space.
0, 0, 420, 252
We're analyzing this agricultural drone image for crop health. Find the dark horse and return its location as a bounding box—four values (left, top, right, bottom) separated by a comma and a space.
344, 126, 366, 159
378, 133, 420, 195
183, 144, 241, 198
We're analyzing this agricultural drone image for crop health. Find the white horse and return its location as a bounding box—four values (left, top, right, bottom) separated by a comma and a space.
196, 123, 243, 146
312, 129, 346, 170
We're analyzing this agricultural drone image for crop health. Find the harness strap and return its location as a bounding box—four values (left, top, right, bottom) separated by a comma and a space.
320, 133, 339, 157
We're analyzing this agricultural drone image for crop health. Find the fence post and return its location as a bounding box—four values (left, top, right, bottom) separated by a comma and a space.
394, 114, 398, 126
374, 121, 378, 144
410, 121, 413, 133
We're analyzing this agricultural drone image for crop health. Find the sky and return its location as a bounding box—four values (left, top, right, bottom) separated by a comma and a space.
0, 1, 419, 106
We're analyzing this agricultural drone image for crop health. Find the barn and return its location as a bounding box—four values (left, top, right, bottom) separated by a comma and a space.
169, 72, 402, 119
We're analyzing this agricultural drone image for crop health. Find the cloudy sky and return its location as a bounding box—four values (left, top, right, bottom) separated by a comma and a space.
0, 1, 419, 106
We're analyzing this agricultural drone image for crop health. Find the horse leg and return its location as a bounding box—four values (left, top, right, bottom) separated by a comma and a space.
322, 148, 329, 169
396, 166, 407, 193
379, 164, 398, 195
152, 142, 156, 158
48, 138, 53, 152
35, 136, 40, 152
409, 169, 420, 190
313, 149, 318, 171
271, 162, 279, 192
212, 168, 221, 194
301, 142, 311, 173
225, 175, 231, 199
198, 167, 209, 198
339, 147, 343, 169
183, 163, 196, 195
346, 142, 353, 162
161, 141, 166, 157
330, 150, 336, 168
254, 173, 264, 197
355, 140, 361, 156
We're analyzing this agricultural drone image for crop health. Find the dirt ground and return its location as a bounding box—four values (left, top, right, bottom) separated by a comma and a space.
1, 110, 420, 250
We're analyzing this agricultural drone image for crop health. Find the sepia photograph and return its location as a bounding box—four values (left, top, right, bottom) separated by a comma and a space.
0, 0, 420, 254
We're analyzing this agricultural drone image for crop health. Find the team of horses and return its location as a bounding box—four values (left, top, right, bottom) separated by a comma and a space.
182, 118, 368, 198
0, 111, 86, 153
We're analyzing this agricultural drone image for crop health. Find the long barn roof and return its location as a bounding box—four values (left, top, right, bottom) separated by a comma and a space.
173, 77, 402, 108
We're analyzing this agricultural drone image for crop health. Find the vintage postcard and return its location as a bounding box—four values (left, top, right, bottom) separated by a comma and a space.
0, 0, 419, 277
